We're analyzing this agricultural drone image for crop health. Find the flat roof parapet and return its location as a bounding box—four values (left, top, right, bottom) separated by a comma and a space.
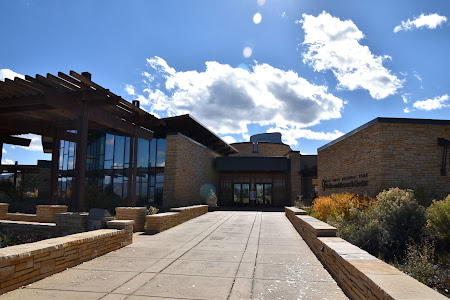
318, 117, 450, 152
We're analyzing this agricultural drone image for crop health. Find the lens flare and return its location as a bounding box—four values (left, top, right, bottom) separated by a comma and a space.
243, 47, 252, 58
257, 0, 265, 6
253, 12, 262, 24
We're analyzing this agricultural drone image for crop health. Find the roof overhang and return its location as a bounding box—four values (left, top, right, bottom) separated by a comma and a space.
215, 156, 289, 172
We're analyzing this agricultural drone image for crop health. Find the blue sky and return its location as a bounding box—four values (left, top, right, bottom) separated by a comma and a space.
1, 0, 449, 164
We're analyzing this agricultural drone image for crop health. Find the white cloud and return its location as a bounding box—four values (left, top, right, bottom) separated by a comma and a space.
1, 158, 14, 165
412, 94, 449, 111
0, 69, 24, 81
300, 11, 403, 99
124, 84, 135, 96
13, 134, 43, 151
281, 12, 287, 19
2, 148, 6, 154
402, 94, 409, 104
268, 127, 343, 146
413, 71, 422, 82
403, 107, 410, 113
135, 57, 345, 145
221, 136, 236, 144
394, 13, 447, 33
242, 134, 250, 142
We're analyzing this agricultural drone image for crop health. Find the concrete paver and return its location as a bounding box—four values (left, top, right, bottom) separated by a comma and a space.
1, 211, 348, 299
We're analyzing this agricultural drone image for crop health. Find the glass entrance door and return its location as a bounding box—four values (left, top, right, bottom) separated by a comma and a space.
233, 183, 249, 205
256, 183, 272, 205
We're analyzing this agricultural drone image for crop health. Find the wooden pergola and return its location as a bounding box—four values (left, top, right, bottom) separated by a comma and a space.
0, 71, 164, 211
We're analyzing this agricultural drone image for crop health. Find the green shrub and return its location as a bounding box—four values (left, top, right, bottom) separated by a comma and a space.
425, 195, 450, 249
147, 206, 159, 215
336, 188, 426, 260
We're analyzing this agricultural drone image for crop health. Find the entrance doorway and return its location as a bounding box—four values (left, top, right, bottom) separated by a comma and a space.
233, 183, 272, 206
256, 183, 272, 205
233, 183, 249, 205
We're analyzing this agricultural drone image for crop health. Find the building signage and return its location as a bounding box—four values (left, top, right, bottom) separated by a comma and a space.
322, 173, 368, 191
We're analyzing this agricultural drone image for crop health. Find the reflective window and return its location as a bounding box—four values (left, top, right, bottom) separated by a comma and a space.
156, 139, 166, 167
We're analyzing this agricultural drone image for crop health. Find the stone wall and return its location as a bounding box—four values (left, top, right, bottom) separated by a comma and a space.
288, 151, 302, 206
318, 121, 450, 198
0, 220, 58, 238
163, 133, 220, 209
0, 204, 68, 223
0, 220, 133, 295
230, 142, 292, 156
285, 207, 446, 300
145, 205, 208, 234
115, 207, 147, 232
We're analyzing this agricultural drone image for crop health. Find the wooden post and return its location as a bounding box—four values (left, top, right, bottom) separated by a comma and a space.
127, 136, 134, 206
73, 103, 89, 212
50, 129, 61, 205
13, 161, 18, 188
131, 134, 138, 207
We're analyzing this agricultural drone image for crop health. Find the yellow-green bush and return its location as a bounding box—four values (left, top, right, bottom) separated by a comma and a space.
426, 195, 450, 248
311, 193, 374, 222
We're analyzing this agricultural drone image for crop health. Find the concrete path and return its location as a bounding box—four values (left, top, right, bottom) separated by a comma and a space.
1, 211, 348, 299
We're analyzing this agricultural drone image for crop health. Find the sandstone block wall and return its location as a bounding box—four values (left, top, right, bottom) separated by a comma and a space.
285, 207, 446, 300
36, 205, 68, 223
163, 134, 220, 209
0, 221, 133, 295
288, 151, 302, 206
0, 204, 68, 223
145, 205, 207, 234
115, 207, 147, 232
55, 212, 88, 236
318, 121, 450, 199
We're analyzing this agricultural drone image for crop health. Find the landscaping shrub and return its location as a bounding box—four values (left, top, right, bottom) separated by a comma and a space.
312, 193, 373, 222
400, 238, 449, 296
425, 195, 450, 249
370, 188, 426, 259
0, 232, 48, 248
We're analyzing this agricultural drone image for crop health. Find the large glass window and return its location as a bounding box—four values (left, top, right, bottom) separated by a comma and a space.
59, 130, 166, 209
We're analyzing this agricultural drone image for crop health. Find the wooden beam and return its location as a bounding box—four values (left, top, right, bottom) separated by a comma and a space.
0, 94, 46, 108
3, 79, 38, 95
0, 104, 55, 114
70, 70, 105, 91
0, 135, 31, 147
58, 72, 92, 90
46, 73, 83, 91
14, 77, 46, 94
73, 103, 89, 212
50, 129, 61, 204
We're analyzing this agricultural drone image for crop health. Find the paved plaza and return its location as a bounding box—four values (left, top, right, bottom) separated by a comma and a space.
1, 211, 347, 299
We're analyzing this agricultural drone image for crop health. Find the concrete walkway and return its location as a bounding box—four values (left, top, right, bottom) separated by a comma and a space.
1, 211, 348, 299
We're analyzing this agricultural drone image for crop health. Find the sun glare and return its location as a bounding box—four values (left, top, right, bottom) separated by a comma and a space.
253, 13, 262, 24
243, 47, 252, 58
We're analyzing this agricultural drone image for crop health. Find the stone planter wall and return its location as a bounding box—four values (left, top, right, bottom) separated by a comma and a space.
0, 220, 134, 295
145, 205, 208, 234
285, 207, 446, 300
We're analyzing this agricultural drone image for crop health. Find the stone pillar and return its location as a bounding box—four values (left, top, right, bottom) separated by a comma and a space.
55, 212, 88, 236
0, 203, 9, 219
107, 220, 134, 246
36, 205, 68, 223
115, 207, 147, 232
